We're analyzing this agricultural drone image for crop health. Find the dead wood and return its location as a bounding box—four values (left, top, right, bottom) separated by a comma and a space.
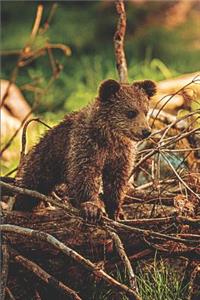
10, 248, 82, 300
1, 224, 141, 300
0, 80, 32, 122
188, 263, 200, 300
151, 72, 200, 113
114, 0, 128, 83
1, 179, 200, 299
110, 231, 139, 293
0, 241, 10, 300
1, 2, 200, 299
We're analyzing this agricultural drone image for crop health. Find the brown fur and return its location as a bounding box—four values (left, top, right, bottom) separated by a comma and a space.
14, 79, 156, 221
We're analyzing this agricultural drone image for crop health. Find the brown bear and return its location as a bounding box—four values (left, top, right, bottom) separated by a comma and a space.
14, 79, 156, 222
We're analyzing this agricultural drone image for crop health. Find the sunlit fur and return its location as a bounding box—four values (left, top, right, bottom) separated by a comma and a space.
14, 79, 156, 220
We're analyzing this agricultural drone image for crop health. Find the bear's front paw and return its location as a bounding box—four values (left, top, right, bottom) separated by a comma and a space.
80, 201, 104, 224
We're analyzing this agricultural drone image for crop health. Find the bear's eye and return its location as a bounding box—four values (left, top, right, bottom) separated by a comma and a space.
126, 110, 138, 119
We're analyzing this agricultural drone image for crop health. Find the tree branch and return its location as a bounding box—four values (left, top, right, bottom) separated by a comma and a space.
10, 248, 82, 300
1, 224, 141, 300
114, 0, 128, 83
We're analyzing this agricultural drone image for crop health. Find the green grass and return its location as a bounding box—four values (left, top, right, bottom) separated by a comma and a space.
89, 259, 188, 300
137, 259, 188, 300
1, 1, 199, 115
1, 117, 57, 176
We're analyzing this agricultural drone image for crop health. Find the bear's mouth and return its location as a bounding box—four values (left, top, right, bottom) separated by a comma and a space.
129, 133, 146, 142
124, 132, 141, 142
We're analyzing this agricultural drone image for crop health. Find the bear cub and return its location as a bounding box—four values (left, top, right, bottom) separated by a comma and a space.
14, 79, 156, 222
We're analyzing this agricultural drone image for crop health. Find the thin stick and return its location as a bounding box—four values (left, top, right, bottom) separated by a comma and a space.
105, 220, 200, 245
149, 109, 200, 139
1, 181, 200, 245
121, 216, 174, 226
10, 248, 82, 300
135, 179, 176, 191
4, 167, 18, 177
5, 288, 16, 300
110, 231, 139, 293
0, 241, 10, 300
130, 125, 200, 178
114, 0, 128, 83
161, 151, 200, 200
40, 3, 58, 33
150, 74, 200, 126
188, 264, 200, 300
0, 180, 73, 213
106, 249, 154, 273
0, 110, 33, 157
0, 5, 43, 109
30, 5, 44, 40
20, 118, 51, 163
0, 74, 57, 157
1, 225, 141, 300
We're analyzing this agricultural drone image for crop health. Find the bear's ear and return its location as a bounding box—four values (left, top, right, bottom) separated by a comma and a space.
99, 79, 120, 102
133, 80, 157, 98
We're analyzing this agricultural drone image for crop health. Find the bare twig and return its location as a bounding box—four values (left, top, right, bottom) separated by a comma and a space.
4, 168, 18, 177
105, 219, 200, 245
149, 109, 200, 140
0, 43, 71, 58
1, 180, 200, 246
20, 118, 51, 163
30, 5, 44, 40
150, 74, 200, 127
0, 241, 10, 300
40, 3, 58, 33
5, 288, 16, 300
106, 249, 154, 273
10, 248, 82, 300
1, 225, 141, 300
110, 231, 139, 293
46, 42, 71, 56
0, 5, 44, 109
114, 0, 128, 83
0, 75, 57, 157
188, 264, 200, 300
0, 110, 33, 157
130, 112, 200, 178
161, 151, 200, 200
0, 180, 73, 213
121, 216, 174, 226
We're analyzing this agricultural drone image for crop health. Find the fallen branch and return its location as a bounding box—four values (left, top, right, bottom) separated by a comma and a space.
1, 224, 141, 300
1, 181, 199, 247
105, 219, 200, 245
10, 248, 82, 300
110, 231, 139, 293
0, 241, 10, 300
0, 180, 74, 213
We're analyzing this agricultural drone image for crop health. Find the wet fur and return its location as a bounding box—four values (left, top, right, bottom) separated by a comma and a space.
14, 79, 156, 220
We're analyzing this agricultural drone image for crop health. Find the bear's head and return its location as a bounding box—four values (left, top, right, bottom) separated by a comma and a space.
98, 79, 156, 141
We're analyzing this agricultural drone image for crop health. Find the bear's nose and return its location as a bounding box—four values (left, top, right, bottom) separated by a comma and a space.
142, 129, 151, 138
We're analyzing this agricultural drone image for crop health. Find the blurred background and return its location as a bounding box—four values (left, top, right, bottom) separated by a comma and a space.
1, 0, 200, 173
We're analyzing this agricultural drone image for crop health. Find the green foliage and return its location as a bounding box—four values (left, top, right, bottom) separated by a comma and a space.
1, 1, 199, 175
88, 259, 188, 300
137, 259, 188, 300
1, 1, 199, 116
